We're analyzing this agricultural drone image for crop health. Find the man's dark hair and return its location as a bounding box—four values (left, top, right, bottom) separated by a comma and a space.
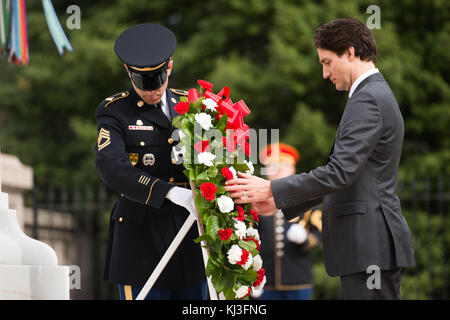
313, 17, 377, 63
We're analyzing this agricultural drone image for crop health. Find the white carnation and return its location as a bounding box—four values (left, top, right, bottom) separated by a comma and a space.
234, 285, 250, 299
218, 195, 234, 213
197, 152, 216, 166
202, 98, 218, 112
234, 220, 247, 239
252, 254, 263, 271
227, 245, 253, 270
242, 252, 253, 270
195, 113, 213, 130
229, 166, 237, 179
227, 244, 243, 265
246, 227, 260, 241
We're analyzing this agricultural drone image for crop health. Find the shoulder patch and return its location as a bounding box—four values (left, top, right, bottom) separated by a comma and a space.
170, 88, 188, 95
103, 91, 129, 108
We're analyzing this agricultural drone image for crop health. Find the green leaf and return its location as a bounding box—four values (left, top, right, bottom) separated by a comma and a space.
194, 234, 207, 243
238, 240, 259, 256
211, 268, 225, 292
233, 162, 250, 173
239, 269, 258, 282
207, 166, 218, 178
189, 170, 196, 181
196, 171, 210, 181
205, 258, 216, 277
194, 191, 203, 208
217, 114, 228, 132
206, 215, 220, 240
222, 287, 236, 300
171, 115, 182, 128
191, 100, 203, 113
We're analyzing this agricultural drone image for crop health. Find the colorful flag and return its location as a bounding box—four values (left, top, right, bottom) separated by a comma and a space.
42, 0, 73, 55
8, 0, 28, 65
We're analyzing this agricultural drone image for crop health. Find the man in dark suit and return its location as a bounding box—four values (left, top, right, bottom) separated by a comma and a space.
94, 23, 206, 300
225, 17, 415, 299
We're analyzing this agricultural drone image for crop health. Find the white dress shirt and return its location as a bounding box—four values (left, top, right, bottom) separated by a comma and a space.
159, 90, 171, 120
349, 68, 379, 98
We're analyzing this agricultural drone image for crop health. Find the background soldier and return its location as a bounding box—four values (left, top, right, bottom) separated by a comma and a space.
94, 23, 206, 300
254, 143, 322, 300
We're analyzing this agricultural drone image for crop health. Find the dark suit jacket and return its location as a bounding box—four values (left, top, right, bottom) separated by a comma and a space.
271, 73, 416, 277
94, 87, 205, 289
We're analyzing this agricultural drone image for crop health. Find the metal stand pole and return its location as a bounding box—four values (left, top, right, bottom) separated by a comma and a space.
136, 214, 196, 300
136, 183, 218, 300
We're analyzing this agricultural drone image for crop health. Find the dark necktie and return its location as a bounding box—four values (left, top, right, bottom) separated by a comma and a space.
154, 102, 170, 121
154, 102, 162, 112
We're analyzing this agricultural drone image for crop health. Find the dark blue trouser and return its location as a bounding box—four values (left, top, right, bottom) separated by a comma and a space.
118, 282, 207, 300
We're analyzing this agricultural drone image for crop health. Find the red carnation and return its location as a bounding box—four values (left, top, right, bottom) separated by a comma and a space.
236, 248, 250, 266
200, 182, 217, 202
253, 268, 265, 287
250, 209, 259, 222
174, 101, 189, 115
194, 140, 210, 153
221, 167, 234, 181
236, 205, 245, 222
218, 228, 232, 241
197, 79, 213, 92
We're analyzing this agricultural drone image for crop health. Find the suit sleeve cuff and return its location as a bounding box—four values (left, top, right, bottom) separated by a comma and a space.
271, 178, 296, 209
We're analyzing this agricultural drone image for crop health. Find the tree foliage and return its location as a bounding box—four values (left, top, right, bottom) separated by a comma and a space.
0, 0, 448, 185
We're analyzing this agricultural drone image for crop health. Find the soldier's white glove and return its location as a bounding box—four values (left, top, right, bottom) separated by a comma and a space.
286, 223, 307, 244
166, 186, 198, 220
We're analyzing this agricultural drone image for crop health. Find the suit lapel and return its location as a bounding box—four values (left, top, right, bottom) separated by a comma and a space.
329, 73, 384, 160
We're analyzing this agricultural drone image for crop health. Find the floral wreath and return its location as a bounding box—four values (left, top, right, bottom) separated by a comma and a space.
172, 80, 266, 300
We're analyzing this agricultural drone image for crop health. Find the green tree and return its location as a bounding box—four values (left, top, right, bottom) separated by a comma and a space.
0, 0, 448, 187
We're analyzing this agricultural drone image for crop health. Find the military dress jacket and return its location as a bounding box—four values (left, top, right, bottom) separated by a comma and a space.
259, 208, 322, 290
94, 87, 206, 289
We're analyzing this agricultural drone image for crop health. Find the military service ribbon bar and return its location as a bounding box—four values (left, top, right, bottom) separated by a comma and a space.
128, 125, 153, 131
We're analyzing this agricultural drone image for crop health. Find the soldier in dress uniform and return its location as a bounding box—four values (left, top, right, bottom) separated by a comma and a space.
94, 23, 206, 300
254, 143, 322, 300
